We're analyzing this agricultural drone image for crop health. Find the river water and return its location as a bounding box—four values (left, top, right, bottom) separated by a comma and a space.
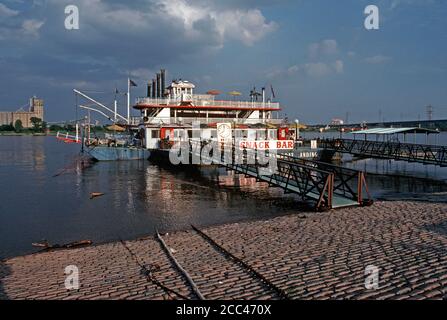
1, 135, 446, 258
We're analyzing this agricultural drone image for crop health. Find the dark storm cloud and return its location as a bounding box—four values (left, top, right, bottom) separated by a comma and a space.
42, 1, 275, 64
3, 0, 277, 76
0, 0, 278, 119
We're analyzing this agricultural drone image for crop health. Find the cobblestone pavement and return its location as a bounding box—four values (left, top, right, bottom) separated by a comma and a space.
1, 201, 446, 300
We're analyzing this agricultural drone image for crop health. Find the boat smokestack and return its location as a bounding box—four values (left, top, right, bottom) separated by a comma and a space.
151, 79, 156, 98
147, 82, 152, 98
156, 73, 161, 98
160, 69, 166, 98
262, 87, 265, 103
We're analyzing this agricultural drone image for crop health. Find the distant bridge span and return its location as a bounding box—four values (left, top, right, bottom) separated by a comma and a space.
320, 139, 447, 167
308, 119, 447, 131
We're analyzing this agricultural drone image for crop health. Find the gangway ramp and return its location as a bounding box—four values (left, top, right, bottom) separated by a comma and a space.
187, 141, 372, 211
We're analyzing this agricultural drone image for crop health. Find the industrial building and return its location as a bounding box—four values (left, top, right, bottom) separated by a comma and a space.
0, 97, 44, 128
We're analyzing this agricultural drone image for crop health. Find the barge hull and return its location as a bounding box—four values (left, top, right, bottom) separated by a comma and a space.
86, 146, 150, 161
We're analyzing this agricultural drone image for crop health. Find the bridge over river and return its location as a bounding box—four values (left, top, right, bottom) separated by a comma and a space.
320, 138, 447, 167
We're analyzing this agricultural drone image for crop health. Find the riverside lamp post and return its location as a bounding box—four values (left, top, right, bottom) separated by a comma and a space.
294, 119, 300, 149
294, 119, 299, 142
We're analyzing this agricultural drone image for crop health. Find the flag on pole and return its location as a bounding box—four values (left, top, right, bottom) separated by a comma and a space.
129, 79, 138, 87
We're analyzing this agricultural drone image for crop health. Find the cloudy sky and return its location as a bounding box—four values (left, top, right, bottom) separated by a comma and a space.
0, 0, 446, 124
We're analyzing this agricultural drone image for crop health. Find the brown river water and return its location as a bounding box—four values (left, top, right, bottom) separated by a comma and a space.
0, 135, 446, 258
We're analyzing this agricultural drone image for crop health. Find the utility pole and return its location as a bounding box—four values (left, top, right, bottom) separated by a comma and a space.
426, 105, 433, 121
127, 77, 131, 124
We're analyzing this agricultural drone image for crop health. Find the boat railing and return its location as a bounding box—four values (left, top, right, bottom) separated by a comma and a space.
140, 116, 284, 125
129, 117, 142, 125
56, 131, 81, 144
135, 97, 280, 110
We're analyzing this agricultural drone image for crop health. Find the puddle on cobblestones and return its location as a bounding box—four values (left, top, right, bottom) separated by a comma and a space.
0, 260, 10, 299
423, 221, 447, 237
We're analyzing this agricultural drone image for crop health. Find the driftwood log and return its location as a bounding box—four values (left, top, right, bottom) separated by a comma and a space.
32, 240, 93, 251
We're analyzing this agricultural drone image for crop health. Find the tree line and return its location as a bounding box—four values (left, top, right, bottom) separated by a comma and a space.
1, 120, 108, 133
0, 117, 47, 133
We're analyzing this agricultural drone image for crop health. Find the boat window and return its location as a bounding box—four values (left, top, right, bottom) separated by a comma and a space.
151, 130, 160, 138
257, 130, 267, 140
174, 130, 183, 139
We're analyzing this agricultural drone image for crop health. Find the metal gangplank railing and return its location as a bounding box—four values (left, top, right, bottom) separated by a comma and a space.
321, 139, 447, 167
186, 141, 372, 211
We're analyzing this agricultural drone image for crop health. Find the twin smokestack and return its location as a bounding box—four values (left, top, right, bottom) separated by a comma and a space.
147, 69, 166, 99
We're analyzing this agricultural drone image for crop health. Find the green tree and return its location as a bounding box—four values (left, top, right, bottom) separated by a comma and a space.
49, 124, 63, 132
14, 119, 23, 132
30, 117, 43, 132
0, 123, 14, 131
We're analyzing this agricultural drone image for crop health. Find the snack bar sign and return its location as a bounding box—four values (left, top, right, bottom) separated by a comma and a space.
239, 140, 295, 150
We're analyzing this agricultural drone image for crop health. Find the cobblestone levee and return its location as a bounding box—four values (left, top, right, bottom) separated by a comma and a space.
1, 201, 446, 300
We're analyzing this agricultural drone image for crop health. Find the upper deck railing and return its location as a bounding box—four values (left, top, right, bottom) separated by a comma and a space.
135, 96, 281, 110
135, 116, 284, 126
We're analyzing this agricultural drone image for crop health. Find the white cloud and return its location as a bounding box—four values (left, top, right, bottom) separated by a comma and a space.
267, 38, 344, 79
127, 68, 156, 83
334, 60, 344, 74
158, 0, 277, 46
365, 55, 392, 64
0, 15, 45, 40
21, 19, 45, 38
61, 0, 276, 48
216, 9, 277, 46
308, 39, 338, 59
0, 3, 19, 17
272, 60, 344, 79
304, 62, 332, 77
389, 0, 435, 10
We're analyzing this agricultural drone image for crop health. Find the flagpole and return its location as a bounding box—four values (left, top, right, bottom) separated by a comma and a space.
127, 77, 130, 125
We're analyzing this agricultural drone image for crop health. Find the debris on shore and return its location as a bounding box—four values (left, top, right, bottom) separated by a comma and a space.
32, 239, 93, 251
90, 192, 105, 199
